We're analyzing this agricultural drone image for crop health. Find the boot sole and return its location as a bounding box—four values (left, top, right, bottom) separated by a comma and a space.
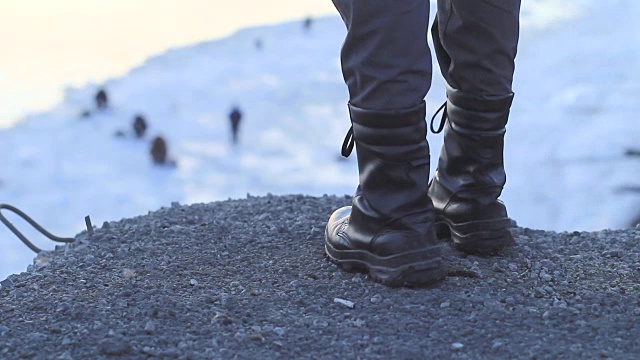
324, 240, 446, 287
435, 217, 515, 255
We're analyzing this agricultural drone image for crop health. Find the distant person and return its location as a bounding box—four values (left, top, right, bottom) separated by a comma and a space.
625, 148, 640, 157
324, 0, 521, 287
133, 115, 148, 138
229, 106, 242, 144
303, 17, 313, 32
150, 136, 177, 167
95, 89, 109, 110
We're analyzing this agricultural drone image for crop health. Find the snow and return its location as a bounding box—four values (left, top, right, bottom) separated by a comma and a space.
1, 0, 639, 280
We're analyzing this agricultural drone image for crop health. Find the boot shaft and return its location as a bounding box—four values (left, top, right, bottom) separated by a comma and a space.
349, 102, 432, 220
435, 88, 513, 197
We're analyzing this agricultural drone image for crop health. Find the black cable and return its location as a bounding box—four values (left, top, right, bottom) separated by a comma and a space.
0, 204, 75, 253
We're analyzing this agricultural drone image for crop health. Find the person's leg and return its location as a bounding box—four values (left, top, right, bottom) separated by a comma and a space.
325, 0, 445, 286
430, 0, 521, 254
332, 0, 432, 110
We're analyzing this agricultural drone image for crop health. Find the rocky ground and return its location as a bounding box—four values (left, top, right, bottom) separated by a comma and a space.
1, 195, 639, 359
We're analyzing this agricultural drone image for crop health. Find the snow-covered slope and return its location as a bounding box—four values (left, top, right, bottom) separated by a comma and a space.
1, 0, 638, 279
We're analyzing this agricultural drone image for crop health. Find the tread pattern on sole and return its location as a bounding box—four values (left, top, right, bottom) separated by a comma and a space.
324, 242, 446, 287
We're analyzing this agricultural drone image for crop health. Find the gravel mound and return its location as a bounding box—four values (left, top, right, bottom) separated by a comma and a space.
1, 194, 639, 359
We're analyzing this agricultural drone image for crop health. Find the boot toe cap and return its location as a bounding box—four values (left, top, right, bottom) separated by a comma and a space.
325, 206, 352, 251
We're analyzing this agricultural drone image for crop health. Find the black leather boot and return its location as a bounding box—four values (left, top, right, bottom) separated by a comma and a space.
325, 102, 446, 287
429, 87, 515, 255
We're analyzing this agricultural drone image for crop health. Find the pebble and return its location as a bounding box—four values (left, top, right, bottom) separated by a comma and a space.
189, 279, 198, 286
451, 342, 464, 351
440, 301, 450, 308
505, 297, 516, 306
58, 351, 73, 360
142, 347, 160, 356
491, 340, 504, 349
553, 299, 567, 308
27, 332, 47, 343
144, 320, 156, 334
273, 327, 286, 336
313, 320, 329, 327
99, 340, 130, 356
602, 250, 624, 258
0, 326, 8, 336
370, 295, 382, 304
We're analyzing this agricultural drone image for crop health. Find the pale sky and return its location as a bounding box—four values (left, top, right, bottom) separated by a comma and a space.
0, 0, 337, 125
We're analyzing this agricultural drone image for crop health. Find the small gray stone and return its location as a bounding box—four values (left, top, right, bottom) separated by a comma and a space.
370, 295, 382, 304
28, 332, 48, 343
142, 347, 160, 356
190, 279, 199, 286
553, 299, 567, 308
505, 297, 516, 306
440, 301, 450, 308
144, 320, 156, 334
313, 320, 329, 327
57, 351, 73, 360
57, 303, 72, 313
99, 339, 130, 356
451, 342, 464, 350
602, 249, 624, 258
0, 279, 14, 288
0, 326, 9, 336
540, 272, 553, 282
273, 327, 286, 336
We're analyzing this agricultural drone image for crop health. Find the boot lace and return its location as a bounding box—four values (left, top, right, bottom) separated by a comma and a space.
430, 101, 448, 134
341, 126, 354, 158
340, 101, 448, 158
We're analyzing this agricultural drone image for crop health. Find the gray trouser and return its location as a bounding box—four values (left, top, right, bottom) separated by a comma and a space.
332, 0, 521, 110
